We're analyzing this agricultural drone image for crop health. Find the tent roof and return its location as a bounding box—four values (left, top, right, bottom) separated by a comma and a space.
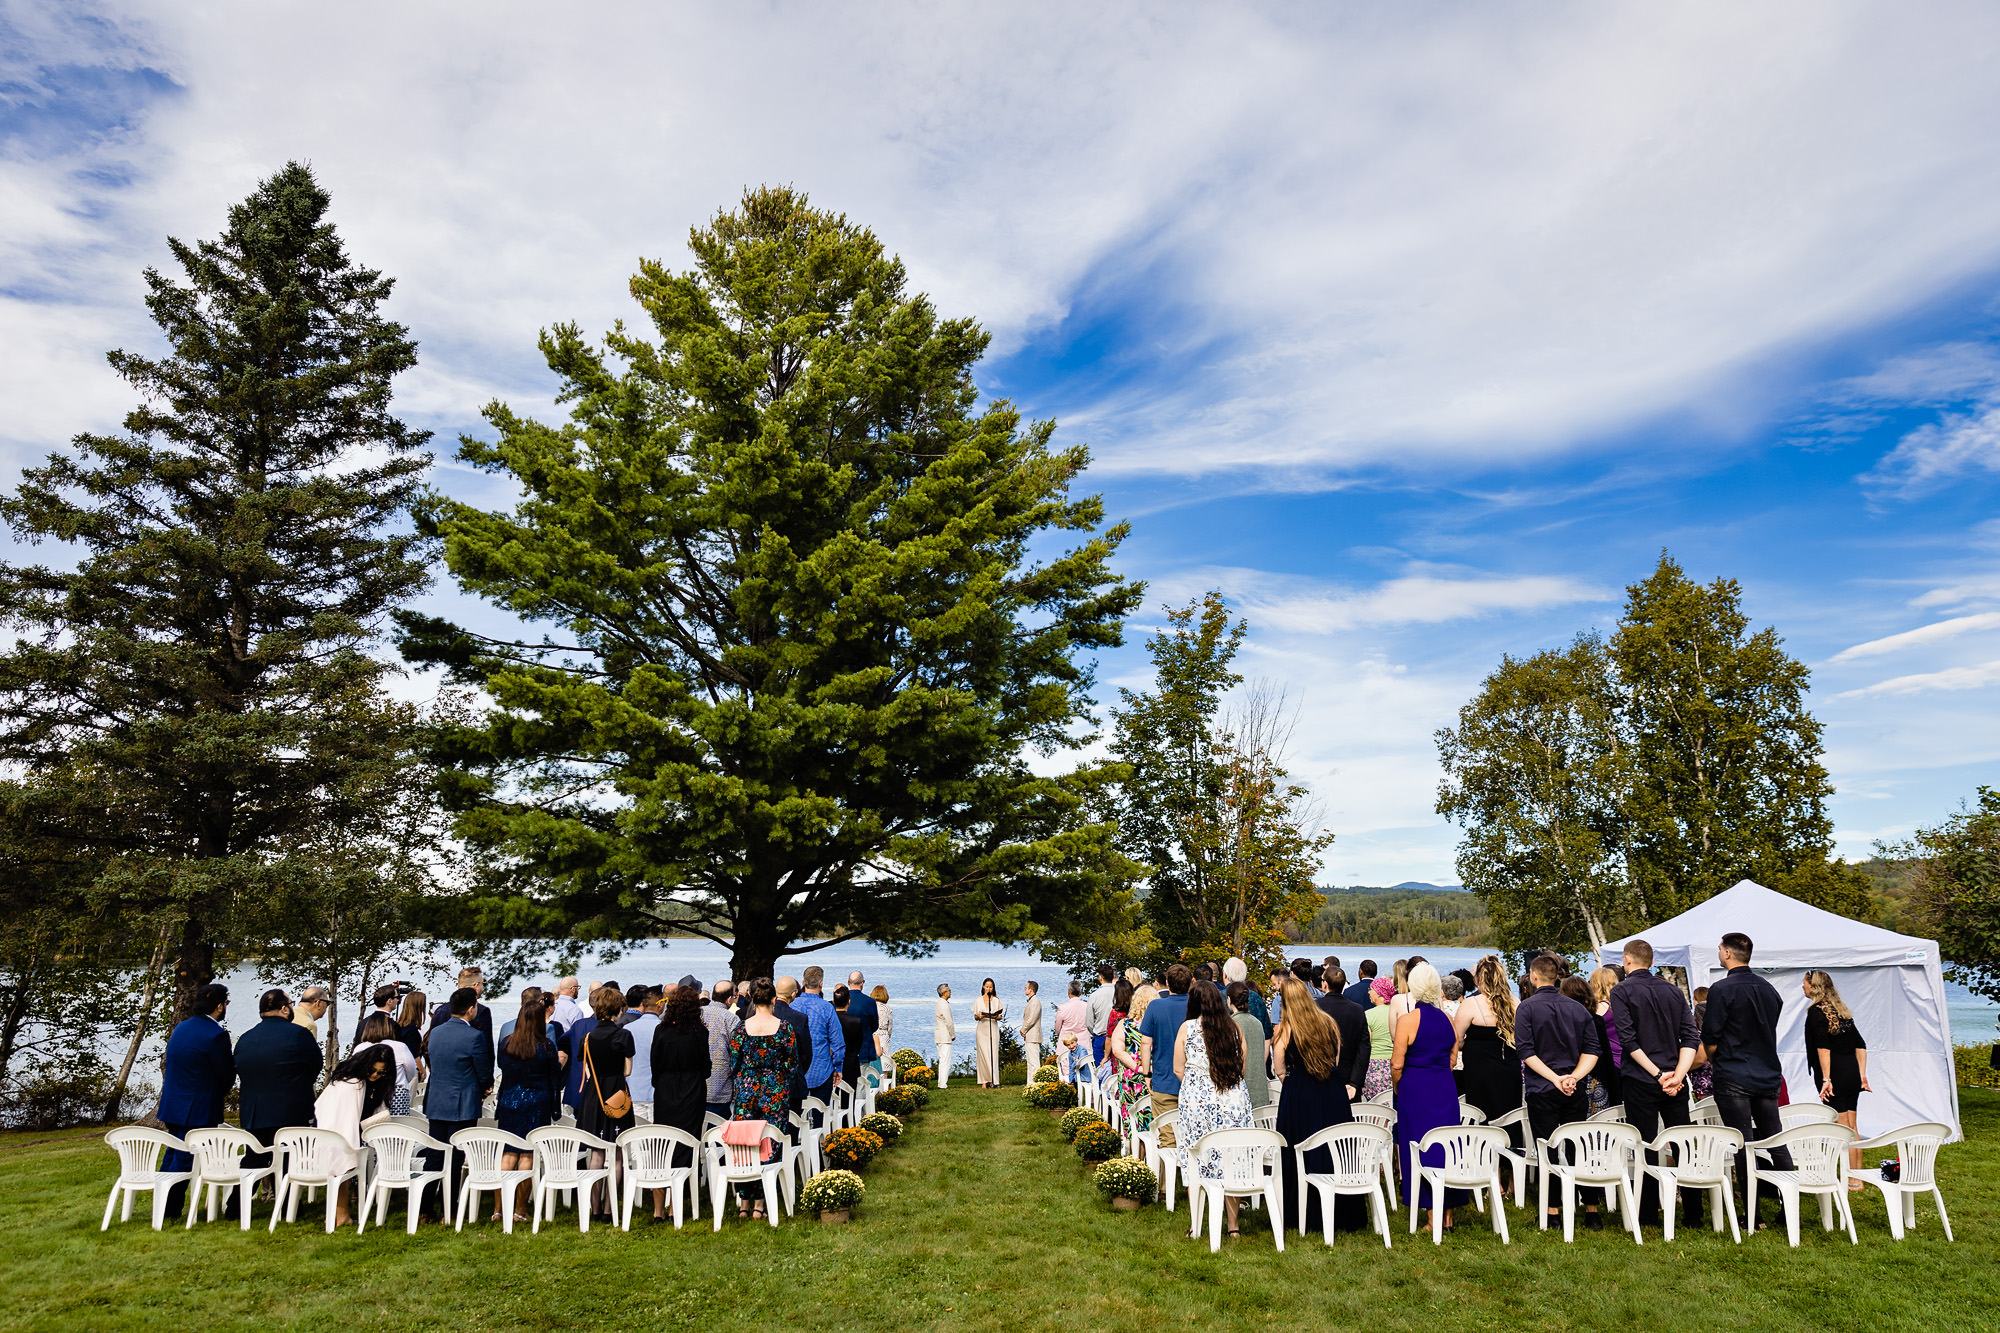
1598, 879, 1939, 970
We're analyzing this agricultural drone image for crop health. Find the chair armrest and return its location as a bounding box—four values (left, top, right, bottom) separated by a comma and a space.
1850, 1133, 1898, 1153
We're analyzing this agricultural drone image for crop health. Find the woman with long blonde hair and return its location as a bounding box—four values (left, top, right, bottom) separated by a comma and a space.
1586, 966, 1624, 1111
1804, 969, 1870, 1180
1452, 954, 1522, 1129
1271, 977, 1361, 1235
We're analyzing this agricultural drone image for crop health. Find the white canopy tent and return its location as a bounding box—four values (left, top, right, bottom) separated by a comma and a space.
1598, 878, 1959, 1142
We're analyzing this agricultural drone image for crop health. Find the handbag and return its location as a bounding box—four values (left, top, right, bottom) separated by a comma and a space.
583, 1032, 633, 1119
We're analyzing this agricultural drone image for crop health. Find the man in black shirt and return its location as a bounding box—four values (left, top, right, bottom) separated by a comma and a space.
1701, 932, 1792, 1219
1516, 953, 1603, 1228
1314, 967, 1372, 1097
1609, 939, 1700, 1225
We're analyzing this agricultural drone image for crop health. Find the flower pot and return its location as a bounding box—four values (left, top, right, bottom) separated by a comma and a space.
1110, 1196, 1144, 1211
817, 1208, 852, 1224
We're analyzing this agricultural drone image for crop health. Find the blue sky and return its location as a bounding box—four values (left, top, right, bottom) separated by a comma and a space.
7, 2, 2000, 883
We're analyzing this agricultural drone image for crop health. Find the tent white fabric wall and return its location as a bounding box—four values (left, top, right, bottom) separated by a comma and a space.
1598, 879, 1960, 1142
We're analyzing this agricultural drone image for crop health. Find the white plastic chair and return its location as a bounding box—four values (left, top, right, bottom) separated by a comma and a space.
1140, 1111, 1184, 1210
1688, 1096, 1722, 1127
449, 1127, 535, 1233
1184, 1128, 1285, 1253
1539, 1122, 1643, 1243
1778, 1101, 1840, 1130
524, 1124, 614, 1233
704, 1123, 789, 1228
101, 1126, 193, 1231
618, 1125, 701, 1229
1408, 1126, 1511, 1245
359, 1122, 447, 1234
1639, 1124, 1741, 1242
1486, 1106, 1533, 1208
1587, 1103, 1628, 1124
1746, 1124, 1858, 1247
1457, 1099, 1488, 1125
1348, 1105, 1400, 1210
1293, 1123, 1394, 1248
826, 1080, 854, 1130
1365, 1087, 1394, 1106
1251, 1103, 1280, 1132
182, 1127, 279, 1231
790, 1110, 825, 1182
1851, 1122, 1953, 1242
270, 1127, 360, 1233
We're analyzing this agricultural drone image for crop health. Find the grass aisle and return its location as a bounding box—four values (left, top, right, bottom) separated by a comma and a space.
2, 1088, 1993, 1332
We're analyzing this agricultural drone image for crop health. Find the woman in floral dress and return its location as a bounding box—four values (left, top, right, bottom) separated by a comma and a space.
1108, 978, 1151, 1135
1174, 980, 1253, 1236
726, 978, 797, 1216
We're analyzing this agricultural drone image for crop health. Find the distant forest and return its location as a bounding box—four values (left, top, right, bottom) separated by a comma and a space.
1292, 857, 1924, 949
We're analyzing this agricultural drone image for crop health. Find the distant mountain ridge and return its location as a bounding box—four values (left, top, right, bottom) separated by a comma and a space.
1321, 881, 1467, 895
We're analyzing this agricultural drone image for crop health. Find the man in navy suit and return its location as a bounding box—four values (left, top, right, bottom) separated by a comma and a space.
233, 989, 323, 1158
423, 987, 494, 1222
157, 983, 235, 1219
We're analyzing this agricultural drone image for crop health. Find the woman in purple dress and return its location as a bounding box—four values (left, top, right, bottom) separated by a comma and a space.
1393, 961, 1468, 1231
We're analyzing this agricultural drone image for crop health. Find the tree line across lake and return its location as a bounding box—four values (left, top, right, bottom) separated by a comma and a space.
1, 165, 1994, 1129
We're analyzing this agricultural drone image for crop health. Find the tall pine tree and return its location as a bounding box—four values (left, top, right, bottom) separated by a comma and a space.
399, 187, 1144, 980
0, 162, 432, 1020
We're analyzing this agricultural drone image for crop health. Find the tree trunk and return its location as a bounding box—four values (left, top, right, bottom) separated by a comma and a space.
171, 916, 216, 1025
730, 941, 780, 984
104, 923, 172, 1121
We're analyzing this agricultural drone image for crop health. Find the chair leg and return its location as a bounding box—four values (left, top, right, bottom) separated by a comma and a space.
1562, 1178, 1575, 1244
1933, 1189, 1952, 1242
1431, 1179, 1445, 1246
1267, 1184, 1284, 1251
762, 1176, 780, 1227
1783, 1191, 1801, 1248
1623, 1177, 1642, 1243
102, 1184, 121, 1231
408, 1185, 424, 1235
1207, 1188, 1223, 1253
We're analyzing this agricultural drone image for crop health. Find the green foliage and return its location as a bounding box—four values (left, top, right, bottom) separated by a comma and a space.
874, 1085, 918, 1117
0, 162, 433, 1021
820, 1126, 884, 1171
1030, 1063, 1060, 1084
1025, 1078, 1076, 1109
1072, 1120, 1122, 1161
1438, 554, 1868, 954
1058, 1106, 1105, 1141
400, 186, 1143, 979
1955, 1045, 2000, 1089
797, 1168, 865, 1212
1302, 888, 1491, 946
1900, 788, 2000, 1003
858, 1111, 904, 1141
1110, 593, 1331, 978
1093, 1155, 1159, 1202
890, 1048, 928, 1074
900, 1064, 935, 1088
905, 1083, 931, 1109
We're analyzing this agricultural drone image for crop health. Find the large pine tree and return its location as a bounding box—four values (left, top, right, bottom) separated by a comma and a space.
399, 187, 1143, 980
0, 163, 431, 1020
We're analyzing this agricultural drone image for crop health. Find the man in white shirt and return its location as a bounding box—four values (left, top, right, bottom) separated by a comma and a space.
1085, 963, 1117, 1066
550, 976, 586, 1032
625, 985, 662, 1122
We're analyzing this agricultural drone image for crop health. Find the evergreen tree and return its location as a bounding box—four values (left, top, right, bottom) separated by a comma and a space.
0, 163, 431, 1021
399, 187, 1142, 980
1112, 593, 1332, 976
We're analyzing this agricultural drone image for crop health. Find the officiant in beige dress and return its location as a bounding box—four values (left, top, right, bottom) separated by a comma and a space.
1021, 981, 1044, 1073
973, 979, 1004, 1087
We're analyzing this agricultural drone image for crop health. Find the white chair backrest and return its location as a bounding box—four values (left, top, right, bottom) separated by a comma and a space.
1876, 1122, 1950, 1188
185, 1126, 261, 1178
702, 1111, 728, 1136
1459, 1099, 1488, 1125
1252, 1103, 1279, 1131
523, 1124, 611, 1183
1365, 1088, 1394, 1106
705, 1124, 784, 1174
388, 1115, 431, 1133
1193, 1128, 1285, 1191
273, 1128, 349, 1182
1415, 1125, 1510, 1186
1688, 1096, 1721, 1127
451, 1127, 528, 1181
1758, 1124, 1855, 1187
1652, 1125, 1741, 1182
802, 1097, 829, 1125
1297, 1122, 1391, 1185
1779, 1102, 1839, 1129
362, 1123, 445, 1183
106, 1125, 185, 1183
621, 1125, 699, 1180
1150, 1108, 1178, 1134
1586, 1104, 1627, 1124
1350, 1104, 1396, 1131
1546, 1121, 1641, 1176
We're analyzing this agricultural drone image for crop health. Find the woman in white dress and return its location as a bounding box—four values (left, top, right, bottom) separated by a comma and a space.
354, 1012, 418, 1115
933, 983, 957, 1088
871, 985, 894, 1067
1174, 980, 1253, 1238
311, 1044, 397, 1226
972, 978, 1004, 1087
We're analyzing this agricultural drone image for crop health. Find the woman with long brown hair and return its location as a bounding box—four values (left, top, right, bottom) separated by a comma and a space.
1452, 955, 1522, 1133
394, 988, 428, 1078
1173, 980, 1253, 1237
1272, 975, 1362, 1235
494, 990, 562, 1223
1804, 970, 1870, 1181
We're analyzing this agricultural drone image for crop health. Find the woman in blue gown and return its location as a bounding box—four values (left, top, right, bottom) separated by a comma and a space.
1394, 962, 1468, 1230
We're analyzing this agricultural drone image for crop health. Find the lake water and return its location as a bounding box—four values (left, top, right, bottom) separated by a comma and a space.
215, 939, 2000, 1063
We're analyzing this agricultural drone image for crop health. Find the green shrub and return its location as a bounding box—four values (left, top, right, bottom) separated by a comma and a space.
821, 1127, 884, 1171
1073, 1121, 1122, 1161
901, 1064, 935, 1088
1058, 1106, 1105, 1142
874, 1086, 919, 1117
891, 1048, 927, 1074
905, 1083, 931, 1109
1025, 1079, 1076, 1109
1093, 1156, 1159, 1203
859, 1112, 903, 1141
799, 1169, 865, 1212
1030, 1064, 1060, 1084
1955, 1044, 2000, 1089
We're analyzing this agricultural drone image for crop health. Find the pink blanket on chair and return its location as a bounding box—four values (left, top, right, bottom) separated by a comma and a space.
720, 1119, 766, 1148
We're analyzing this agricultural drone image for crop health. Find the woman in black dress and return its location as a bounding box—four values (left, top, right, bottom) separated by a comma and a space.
495, 995, 564, 1223
1272, 976, 1362, 1235
1452, 955, 1523, 1144
579, 985, 636, 1223
648, 982, 711, 1221
1804, 970, 1870, 1181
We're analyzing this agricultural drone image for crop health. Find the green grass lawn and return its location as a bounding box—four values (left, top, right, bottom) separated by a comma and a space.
3, 1088, 1992, 1333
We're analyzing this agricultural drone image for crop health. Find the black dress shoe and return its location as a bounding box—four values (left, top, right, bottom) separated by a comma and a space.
1585, 1211, 1604, 1231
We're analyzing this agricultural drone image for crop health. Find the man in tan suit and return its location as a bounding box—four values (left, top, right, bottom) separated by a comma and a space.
1021, 981, 1044, 1072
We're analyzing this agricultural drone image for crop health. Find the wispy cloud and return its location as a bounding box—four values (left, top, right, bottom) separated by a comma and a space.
1837, 658, 2000, 698
1830, 611, 2000, 662
1155, 565, 1611, 636
1862, 404, 2000, 498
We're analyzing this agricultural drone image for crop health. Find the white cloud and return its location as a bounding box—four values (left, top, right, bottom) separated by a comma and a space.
1861, 404, 2000, 498
1836, 658, 2000, 699
10, 3, 2000, 484
1829, 611, 2000, 662
1154, 565, 1610, 635
1913, 577, 2000, 609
